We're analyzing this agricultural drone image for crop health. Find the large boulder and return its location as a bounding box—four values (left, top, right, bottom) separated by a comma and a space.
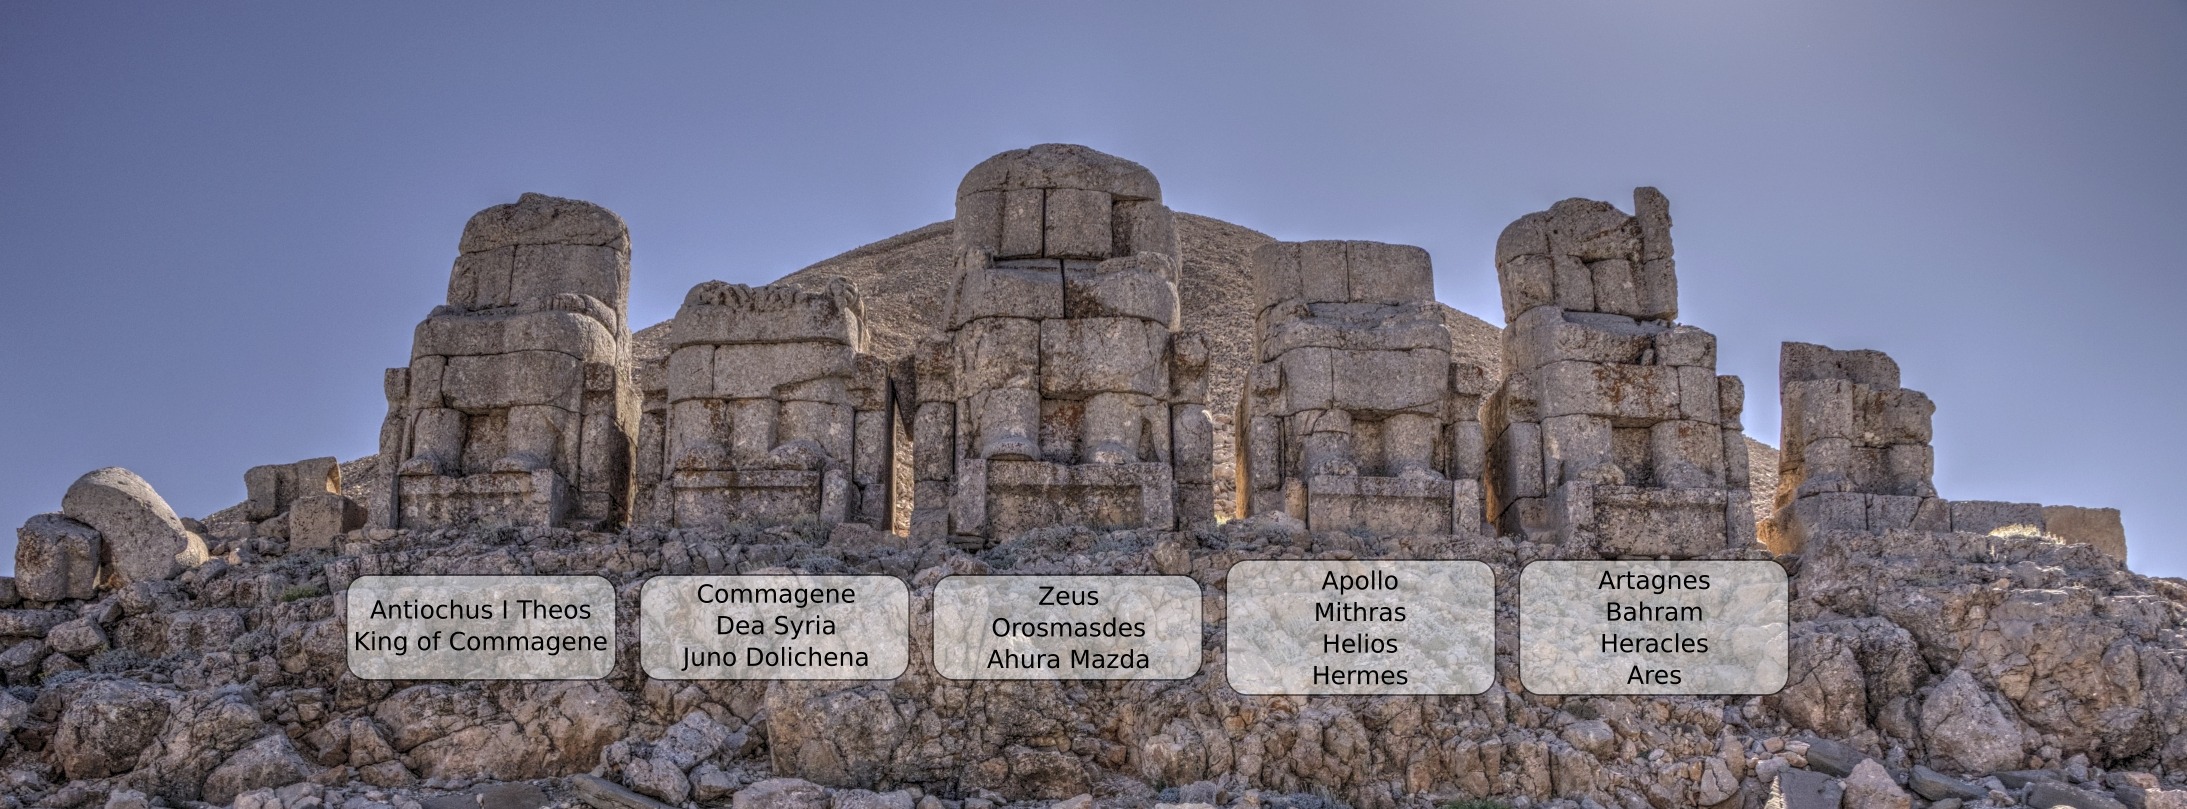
50, 680, 177, 780
1919, 669, 2027, 774
61, 467, 207, 586
13, 513, 100, 601
201, 734, 322, 805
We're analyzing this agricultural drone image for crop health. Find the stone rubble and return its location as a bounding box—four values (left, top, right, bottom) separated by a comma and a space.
0, 143, 2170, 809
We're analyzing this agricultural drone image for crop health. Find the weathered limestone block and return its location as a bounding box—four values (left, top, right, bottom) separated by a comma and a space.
1236, 239, 1490, 534
14, 514, 101, 602
656, 280, 897, 529
289, 494, 365, 551
1764, 342, 1949, 553
242, 457, 339, 521
1948, 500, 2046, 535
1484, 190, 1750, 555
61, 467, 208, 587
379, 193, 638, 531
2043, 505, 2126, 563
1774, 342, 1936, 504
916, 145, 1204, 545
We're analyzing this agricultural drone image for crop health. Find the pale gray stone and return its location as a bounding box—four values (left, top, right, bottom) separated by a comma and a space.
1537, 360, 1680, 420
2028, 781, 2129, 809
1039, 317, 1170, 397
734, 778, 832, 809
1064, 253, 1178, 325
202, 734, 322, 805
61, 467, 206, 586
833, 790, 916, 809
1772, 768, 1844, 809
1909, 765, 1986, 801
998, 188, 1045, 258
1921, 669, 2026, 773
678, 280, 862, 347
1044, 188, 1113, 259
14, 513, 100, 602
1950, 500, 2047, 535
52, 679, 175, 780
1552, 254, 1595, 311
1343, 241, 1434, 305
573, 773, 678, 809
1842, 758, 1911, 809
290, 493, 365, 551
45, 616, 105, 657
1497, 254, 1556, 321
459, 192, 628, 253
2044, 505, 2126, 563
950, 263, 1065, 327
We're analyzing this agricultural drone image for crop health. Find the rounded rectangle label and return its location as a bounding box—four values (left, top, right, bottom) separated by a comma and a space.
640, 575, 909, 680
932, 575, 1201, 680
1519, 560, 1787, 695
1226, 560, 1495, 695
345, 575, 615, 680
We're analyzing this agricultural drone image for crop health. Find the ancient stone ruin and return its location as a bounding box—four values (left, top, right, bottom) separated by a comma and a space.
1482, 189, 1754, 556
1235, 240, 1492, 534
1763, 340, 2130, 562
908, 144, 1214, 546
375, 193, 640, 531
643, 279, 898, 530
2, 144, 2171, 809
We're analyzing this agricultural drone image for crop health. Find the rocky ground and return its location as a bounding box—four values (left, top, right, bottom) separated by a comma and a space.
4, 513, 2185, 809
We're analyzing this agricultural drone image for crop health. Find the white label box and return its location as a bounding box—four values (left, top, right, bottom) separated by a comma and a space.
640, 575, 909, 680
932, 575, 1202, 680
1519, 560, 1787, 695
346, 575, 615, 680
1227, 560, 1495, 695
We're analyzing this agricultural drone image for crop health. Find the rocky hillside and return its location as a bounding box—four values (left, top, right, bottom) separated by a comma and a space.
6, 515, 2183, 809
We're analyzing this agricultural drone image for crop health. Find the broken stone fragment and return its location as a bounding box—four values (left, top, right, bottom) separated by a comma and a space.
1841, 758, 1912, 809
200, 734, 324, 806
14, 513, 100, 602
60, 467, 207, 587
242, 456, 339, 520
288, 493, 366, 551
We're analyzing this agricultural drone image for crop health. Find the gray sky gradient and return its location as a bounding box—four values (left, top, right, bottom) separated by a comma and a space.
4, 3, 2182, 575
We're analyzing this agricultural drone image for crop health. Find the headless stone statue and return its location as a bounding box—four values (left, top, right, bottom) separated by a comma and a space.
1237, 240, 1491, 535
376, 193, 638, 530
910, 144, 1213, 545
1483, 189, 1753, 556
654, 279, 896, 529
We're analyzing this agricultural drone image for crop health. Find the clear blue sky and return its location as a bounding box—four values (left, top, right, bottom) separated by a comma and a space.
4, 3, 2182, 576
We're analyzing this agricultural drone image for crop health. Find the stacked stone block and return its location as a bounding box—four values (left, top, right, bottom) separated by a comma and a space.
1762, 342, 2130, 562
209, 456, 348, 542
650, 279, 897, 529
910, 144, 1213, 546
1235, 240, 1491, 535
377, 193, 639, 530
1760, 342, 1945, 553
1482, 189, 1753, 556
